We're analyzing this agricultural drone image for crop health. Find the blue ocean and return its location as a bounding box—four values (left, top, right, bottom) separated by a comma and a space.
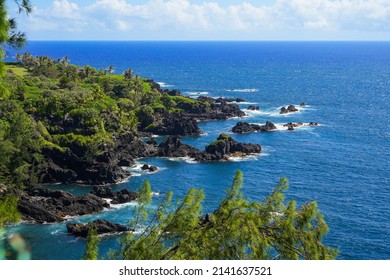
6, 41, 390, 260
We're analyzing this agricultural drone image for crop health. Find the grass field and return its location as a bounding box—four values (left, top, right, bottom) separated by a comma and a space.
5, 64, 28, 76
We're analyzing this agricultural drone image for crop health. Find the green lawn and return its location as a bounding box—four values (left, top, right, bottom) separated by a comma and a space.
5, 64, 28, 76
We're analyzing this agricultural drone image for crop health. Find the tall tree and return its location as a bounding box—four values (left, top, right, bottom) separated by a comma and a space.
1, 0, 31, 97
0, 0, 32, 51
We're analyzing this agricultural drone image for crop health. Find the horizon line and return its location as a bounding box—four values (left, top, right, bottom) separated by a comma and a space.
25, 39, 390, 42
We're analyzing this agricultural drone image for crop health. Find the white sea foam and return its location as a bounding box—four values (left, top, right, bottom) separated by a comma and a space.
242, 109, 268, 116
152, 192, 161, 197
274, 104, 315, 116
166, 157, 197, 164
117, 176, 131, 184
228, 154, 260, 162
132, 227, 147, 235
226, 89, 258, 93
157, 82, 174, 88
274, 123, 289, 131
50, 230, 61, 235
185, 91, 209, 95
273, 123, 320, 131
228, 101, 258, 105
125, 162, 164, 175
109, 201, 138, 209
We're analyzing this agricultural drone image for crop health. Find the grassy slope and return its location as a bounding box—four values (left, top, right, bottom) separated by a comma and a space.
4, 64, 28, 76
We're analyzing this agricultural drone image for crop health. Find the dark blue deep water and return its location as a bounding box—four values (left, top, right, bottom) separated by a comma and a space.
6, 42, 390, 260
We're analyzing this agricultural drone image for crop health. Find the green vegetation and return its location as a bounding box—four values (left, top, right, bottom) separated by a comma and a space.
0, 53, 203, 188
83, 226, 100, 260
85, 171, 337, 260
4, 63, 27, 76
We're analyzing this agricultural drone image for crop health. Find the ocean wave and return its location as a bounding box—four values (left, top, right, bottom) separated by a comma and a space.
116, 176, 131, 184
273, 123, 321, 131
50, 230, 62, 235
157, 82, 174, 88
228, 154, 260, 162
152, 192, 161, 197
228, 101, 258, 105
100, 198, 138, 210
124, 162, 165, 175
109, 201, 138, 209
242, 109, 268, 117
132, 227, 147, 235
226, 89, 258, 93
166, 157, 197, 164
185, 91, 209, 95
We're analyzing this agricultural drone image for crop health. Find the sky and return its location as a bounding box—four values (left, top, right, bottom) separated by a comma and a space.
8, 0, 390, 41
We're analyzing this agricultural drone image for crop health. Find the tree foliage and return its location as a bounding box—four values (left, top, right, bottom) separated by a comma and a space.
83, 226, 100, 260
85, 171, 337, 260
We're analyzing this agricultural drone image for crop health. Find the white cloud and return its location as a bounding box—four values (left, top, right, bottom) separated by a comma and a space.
50, 0, 80, 19
22, 0, 390, 39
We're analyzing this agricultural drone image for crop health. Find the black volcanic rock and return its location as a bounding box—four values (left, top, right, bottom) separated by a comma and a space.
158, 135, 203, 158
164, 89, 181, 96
283, 122, 319, 130
202, 133, 261, 161
215, 97, 245, 103
197, 96, 216, 103
125, 139, 158, 159
41, 147, 130, 186
18, 188, 110, 223
280, 105, 299, 114
66, 219, 129, 237
247, 105, 260, 111
157, 134, 260, 162
232, 121, 277, 134
148, 165, 158, 172
141, 164, 150, 170
91, 186, 138, 204
147, 112, 201, 136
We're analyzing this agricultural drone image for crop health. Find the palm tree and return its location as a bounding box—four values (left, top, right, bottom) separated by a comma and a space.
123, 68, 133, 81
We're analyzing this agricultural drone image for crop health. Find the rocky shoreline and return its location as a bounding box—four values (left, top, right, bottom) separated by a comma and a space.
15, 82, 316, 227
17, 186, 138, 223
39, 93, 254, 186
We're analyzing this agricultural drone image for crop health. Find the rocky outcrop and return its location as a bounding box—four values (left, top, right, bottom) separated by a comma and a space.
146, 112, 201, 136
201, 133, 261, 161
18, 186, 139, 223
156, 134, 260, 162
232, 121, 277, 134
247, 105, 260, 111
18, 188, 110, 223
141, 164, 158, 172
66, 219, 130, 237
215, 97, 245, 103
91, 186, 138, 204
283, 122, 319, 131
121, 139, 158, 160
41, 147, 130, 186
197, 96, 245, 104
173, 96, 246, 120
157, 136, 203, 158
280, 105, 299, 114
